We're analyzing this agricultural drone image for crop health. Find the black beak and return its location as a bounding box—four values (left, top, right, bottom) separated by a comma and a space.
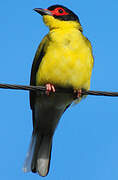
33, 8, 52, 16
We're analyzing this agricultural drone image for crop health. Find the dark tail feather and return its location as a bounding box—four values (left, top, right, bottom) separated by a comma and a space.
23, 133, 52, 177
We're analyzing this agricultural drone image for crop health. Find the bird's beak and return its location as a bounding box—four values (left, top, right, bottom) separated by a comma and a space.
33, 8, 52, 16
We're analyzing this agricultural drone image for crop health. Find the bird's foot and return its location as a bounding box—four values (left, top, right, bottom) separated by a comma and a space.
45, 83, 55, 95
74, 89, 82, 99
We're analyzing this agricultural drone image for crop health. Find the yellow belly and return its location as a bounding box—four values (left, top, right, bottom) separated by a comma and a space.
36, 30, 93, 90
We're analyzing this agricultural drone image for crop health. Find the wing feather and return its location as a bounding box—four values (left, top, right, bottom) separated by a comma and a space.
30, 35, 49, 109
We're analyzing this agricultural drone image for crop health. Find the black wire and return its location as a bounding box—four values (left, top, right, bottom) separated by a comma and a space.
0, 83, 118, 97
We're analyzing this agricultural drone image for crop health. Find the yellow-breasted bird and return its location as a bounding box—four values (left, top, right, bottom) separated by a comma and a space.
23, 4, 94, 177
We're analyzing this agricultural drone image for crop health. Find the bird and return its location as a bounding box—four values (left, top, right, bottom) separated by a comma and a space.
23, 4, 94, 177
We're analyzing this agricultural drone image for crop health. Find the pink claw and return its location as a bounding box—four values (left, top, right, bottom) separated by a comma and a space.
45, 83, 56, 95
74, 89, 82, 98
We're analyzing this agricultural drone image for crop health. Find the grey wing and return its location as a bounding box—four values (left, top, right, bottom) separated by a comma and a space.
30, 35, 48, 110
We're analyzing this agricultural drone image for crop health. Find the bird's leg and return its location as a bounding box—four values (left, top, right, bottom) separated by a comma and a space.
45, 83, 56, 95
74, 89, 82, 99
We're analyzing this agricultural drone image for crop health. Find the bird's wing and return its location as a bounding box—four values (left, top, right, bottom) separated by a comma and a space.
30, 35, 49, 109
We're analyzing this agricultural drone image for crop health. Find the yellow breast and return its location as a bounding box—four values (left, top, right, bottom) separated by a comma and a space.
36, 28, 93, 90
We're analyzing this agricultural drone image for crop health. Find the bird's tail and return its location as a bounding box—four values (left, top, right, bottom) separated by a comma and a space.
23, 133, 52, 177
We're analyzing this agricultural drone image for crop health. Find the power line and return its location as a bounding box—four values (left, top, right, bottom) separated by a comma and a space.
0, 83, 118, 97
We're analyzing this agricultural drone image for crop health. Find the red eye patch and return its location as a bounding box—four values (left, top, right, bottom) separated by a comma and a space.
48, 7, 69, 16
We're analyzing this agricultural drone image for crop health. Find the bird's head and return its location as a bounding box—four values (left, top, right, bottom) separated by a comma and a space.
34, 5, 83, 31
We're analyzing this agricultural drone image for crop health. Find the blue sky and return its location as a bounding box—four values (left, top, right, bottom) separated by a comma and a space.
0, 0, 118, 179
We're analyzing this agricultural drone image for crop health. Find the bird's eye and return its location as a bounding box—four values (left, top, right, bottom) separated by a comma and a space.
50, 7, 69, 16
58, 9, 64, 13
